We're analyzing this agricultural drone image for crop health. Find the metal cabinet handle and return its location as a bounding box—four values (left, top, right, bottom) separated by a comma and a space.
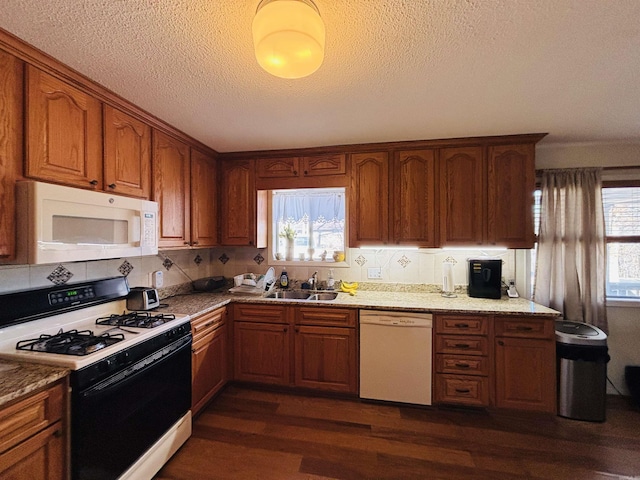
108, 183, 116, 189
454, 343, 470, 349
304, 170, 308, 175
293, 170, 298, 175
455, 363, 470, 368
89, 179, 98, 186
515, 326, 533, 331
498, 340, 505, 346
454, 323, 470, 328
455, 388, 471, 394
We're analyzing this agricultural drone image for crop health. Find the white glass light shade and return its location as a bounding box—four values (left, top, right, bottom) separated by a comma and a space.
252, 0, 325, 79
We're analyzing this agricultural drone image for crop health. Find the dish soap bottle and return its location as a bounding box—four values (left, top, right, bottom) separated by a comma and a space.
327, 269, 335, 290
279, 269, 289, 289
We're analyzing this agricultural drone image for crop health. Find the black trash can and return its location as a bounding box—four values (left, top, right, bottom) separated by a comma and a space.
555, 320, 609, 422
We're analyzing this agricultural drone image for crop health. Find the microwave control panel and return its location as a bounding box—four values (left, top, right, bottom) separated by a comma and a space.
142, 212, 156, 247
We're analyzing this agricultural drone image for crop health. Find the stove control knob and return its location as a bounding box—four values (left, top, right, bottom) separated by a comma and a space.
116, 351, 130, 364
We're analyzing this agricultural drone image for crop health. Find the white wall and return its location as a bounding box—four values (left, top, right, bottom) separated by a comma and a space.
537, 141, 640, 395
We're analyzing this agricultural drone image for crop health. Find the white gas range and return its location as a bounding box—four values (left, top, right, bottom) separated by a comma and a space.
0, 276, 192, 480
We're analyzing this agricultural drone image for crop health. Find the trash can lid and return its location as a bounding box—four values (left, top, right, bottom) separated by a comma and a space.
555, 320, 607, 346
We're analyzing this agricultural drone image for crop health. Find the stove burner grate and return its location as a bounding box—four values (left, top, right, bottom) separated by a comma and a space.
16, 328, 125, 356
95, 311, 176, 329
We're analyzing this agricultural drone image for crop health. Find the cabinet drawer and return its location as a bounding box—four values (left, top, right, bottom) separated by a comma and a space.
435, 315, 488, 335
296, 307, 356, 327
435, 374, 489, 406
191, 307, 225, 341
495, 317, 554, 339
436, 354, 489, 376
0, 381, 64, 455
233, 304, 287, 324
435, 335, 488, 355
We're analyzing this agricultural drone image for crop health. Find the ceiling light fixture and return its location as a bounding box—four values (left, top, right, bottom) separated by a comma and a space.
252, 0, 325, 79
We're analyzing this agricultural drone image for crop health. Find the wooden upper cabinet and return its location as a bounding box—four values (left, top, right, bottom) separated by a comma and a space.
256, 156, 299, 179
26, 65, 102, 189
103, 105, 151, 198
152, 130, 191, 248
255, 153, 347, 189
393, 149, 437, 247
487, 144, 536, 248
190, 148, 217, 247
0, 51, 23, 259
349, 152, 389, 246
439, 146, 485, 246
301, 153, 346, 177
220, 158, 266, 247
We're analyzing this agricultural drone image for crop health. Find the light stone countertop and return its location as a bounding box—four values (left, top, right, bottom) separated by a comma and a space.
0, 360, 68, 408
157, 289, 561, 318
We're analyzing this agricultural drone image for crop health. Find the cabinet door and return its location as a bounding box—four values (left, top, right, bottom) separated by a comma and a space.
439, 146, 484, 246
495, 337, 556, 412
349, 152, 389, 246
487, 143, 536, 248
191, 148, 218, 247
152, 130, 190, 248
0, 422, 65, 480
26, 66, 102, 189
220, 159, 262, 246
256, 157, 299, 178
103, 105, 151, 198
301, 153, 346, 177
0, 51, 23, 259
234, 322, 290, 385
393, 149, 437, 246
294, 325, 357, 393
192, 323, 227, 416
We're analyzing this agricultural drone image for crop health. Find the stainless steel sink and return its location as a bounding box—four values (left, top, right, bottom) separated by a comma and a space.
266, 291, 312, 300
265, 291, 339, 301
307, 292, 339, 301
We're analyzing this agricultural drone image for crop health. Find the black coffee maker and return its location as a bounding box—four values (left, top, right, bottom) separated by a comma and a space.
467, 259, 502, 299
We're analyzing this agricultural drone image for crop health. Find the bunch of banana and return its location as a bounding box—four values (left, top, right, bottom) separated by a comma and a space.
340, 281, 359, 296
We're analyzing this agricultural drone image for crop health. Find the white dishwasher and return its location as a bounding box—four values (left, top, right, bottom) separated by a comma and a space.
359, 310, 433, 405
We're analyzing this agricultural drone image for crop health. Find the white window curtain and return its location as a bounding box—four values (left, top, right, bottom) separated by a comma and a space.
534, 168, 607, 332
272, 189, 346, 259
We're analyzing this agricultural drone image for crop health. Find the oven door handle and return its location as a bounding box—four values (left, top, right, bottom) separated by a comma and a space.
78, 336, 191, 400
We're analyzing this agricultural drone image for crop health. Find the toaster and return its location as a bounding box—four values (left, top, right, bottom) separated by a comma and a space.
127, 287, 160, 311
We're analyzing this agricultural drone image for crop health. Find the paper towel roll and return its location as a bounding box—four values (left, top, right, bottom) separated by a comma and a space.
442, 262, 455, 294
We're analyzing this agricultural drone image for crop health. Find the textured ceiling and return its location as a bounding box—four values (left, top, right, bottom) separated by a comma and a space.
1, 0, 639, 152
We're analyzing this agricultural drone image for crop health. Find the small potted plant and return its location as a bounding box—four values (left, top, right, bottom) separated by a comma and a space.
279, 224, 296, 261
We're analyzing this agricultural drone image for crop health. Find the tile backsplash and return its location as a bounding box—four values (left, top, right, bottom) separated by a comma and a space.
0, 246, 522, 295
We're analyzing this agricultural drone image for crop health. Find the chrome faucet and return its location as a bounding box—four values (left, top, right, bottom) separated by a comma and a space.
311, 271, 318, 291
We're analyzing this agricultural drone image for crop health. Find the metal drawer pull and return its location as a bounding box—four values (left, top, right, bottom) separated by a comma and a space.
455, 363, 470, 368
455, 388, 471, 394
454, 323, 470, 328
515, 325, 533, 331
454, 343, 470, 348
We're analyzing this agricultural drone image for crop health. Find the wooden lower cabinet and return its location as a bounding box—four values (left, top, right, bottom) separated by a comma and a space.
191, 307, 228, 416
234, 321, 290, 385
434, 314, 557, 413
294, 325, 357, 393
0, 380, 67, 480
494, 317, 556, 413
233, 304, 358, 394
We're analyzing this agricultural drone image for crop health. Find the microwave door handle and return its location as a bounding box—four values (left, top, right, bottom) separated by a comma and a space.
133, 215, 141, 244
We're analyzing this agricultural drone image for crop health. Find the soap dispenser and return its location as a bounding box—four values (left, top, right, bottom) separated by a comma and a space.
279, 269, 289, 289
327, 269, 335, 290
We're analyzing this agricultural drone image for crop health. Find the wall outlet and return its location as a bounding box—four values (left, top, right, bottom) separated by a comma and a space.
367, 267, 382, 279
151, 270, 163, 288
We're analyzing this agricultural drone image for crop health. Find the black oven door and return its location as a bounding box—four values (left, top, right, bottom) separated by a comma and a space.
71, 335, 192, 480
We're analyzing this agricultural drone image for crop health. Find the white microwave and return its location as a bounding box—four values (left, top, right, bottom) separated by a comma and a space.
11, 181, 158, 265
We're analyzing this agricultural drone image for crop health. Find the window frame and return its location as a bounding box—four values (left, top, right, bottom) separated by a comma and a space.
267, 188, 350, 268
532, 178, 640, 304
602, 180, 640, 305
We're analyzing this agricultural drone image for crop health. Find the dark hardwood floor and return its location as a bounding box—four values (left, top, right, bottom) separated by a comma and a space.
156, 386, 640, 479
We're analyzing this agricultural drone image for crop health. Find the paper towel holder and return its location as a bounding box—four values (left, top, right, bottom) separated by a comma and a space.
442, 261, 457, 298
